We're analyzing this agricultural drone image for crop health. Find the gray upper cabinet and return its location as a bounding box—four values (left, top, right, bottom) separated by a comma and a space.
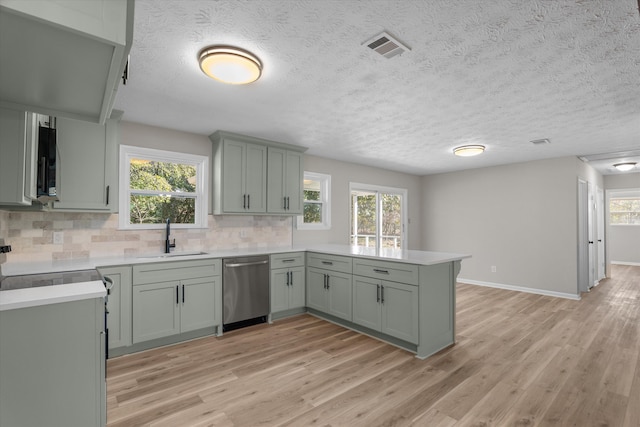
212, 136, 267, 214
0, 107, 34, 206
0, 0, 133, 124
51, 114, 119, 211
210, 131, 307, 215
267, 148, 303, 214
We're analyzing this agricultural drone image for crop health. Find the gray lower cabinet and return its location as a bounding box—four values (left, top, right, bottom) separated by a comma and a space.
0, 297, 105, 427
352, 275, 419, 344
98, 265, 132, 352
270, 252, 306, 314
307, 267, 352, 321
132, 259, 222, 344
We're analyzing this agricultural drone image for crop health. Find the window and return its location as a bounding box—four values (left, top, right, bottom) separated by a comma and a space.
610, 191, 640, 225
119, 145, 208, 229
350, 183, 407, 250
297, 172, 331, 230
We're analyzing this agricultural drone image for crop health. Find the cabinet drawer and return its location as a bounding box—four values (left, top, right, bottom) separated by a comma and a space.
133, 259, 221, 285
353, 259, 419, 285
270, 252, 305, 269
307, 252, 352, 274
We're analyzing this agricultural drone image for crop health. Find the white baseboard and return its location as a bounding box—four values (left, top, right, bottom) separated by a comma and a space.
611, 261, 640, 267
457, 278, 581, 300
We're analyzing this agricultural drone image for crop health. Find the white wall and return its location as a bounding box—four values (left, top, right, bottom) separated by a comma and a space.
604, 172, 640, 266
421, 157, 600, 297
293, 154, 423, 250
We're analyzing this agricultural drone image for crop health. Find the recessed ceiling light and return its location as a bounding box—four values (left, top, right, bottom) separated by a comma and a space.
453, 145, 485, 157
198, 46, 262, 85
613, 162, 637, 172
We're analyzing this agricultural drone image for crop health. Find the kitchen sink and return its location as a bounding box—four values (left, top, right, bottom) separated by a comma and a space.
137, 251, 209, 259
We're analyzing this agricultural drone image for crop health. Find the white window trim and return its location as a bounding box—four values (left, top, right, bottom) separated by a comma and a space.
608, 188, 640, 226
349, 182, 408, 250
297, 171, 331, 230
119, 145, 209, 230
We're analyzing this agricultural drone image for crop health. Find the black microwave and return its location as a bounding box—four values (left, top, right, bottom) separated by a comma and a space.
36, 124, 57, 201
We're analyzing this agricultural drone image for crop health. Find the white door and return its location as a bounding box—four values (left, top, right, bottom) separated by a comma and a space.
587, 183, 595, 289
577, 180, 590, 293
597, 187, 605, 281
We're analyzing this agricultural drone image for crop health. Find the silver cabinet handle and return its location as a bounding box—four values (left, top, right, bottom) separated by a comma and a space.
373, 269, 389, 274
282, 259, 296, 263
321, 261, 333, 265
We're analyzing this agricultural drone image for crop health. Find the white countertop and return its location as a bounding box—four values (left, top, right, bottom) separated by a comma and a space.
0, 245, 471, 277
0, 281, 106, 311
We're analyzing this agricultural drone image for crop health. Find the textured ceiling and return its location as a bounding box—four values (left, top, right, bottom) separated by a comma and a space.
114, 0, 640, 176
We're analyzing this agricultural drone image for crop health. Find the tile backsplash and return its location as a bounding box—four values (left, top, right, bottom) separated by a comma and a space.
0, 210, 293, 264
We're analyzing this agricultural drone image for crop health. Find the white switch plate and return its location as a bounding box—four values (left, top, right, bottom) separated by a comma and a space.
491, 265, 497, 273
53, 232, 63, 245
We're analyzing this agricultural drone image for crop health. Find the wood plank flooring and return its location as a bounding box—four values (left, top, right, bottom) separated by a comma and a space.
107, 265, 640, 426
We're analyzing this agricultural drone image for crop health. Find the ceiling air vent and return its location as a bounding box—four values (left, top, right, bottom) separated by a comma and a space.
363, 31, 410, 59
530, 138, 551, 145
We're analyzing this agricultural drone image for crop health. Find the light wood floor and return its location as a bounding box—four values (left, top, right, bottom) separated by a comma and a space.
107, 265, 640, 426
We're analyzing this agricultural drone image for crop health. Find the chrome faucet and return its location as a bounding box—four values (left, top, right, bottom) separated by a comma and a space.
165, 218, 176, 253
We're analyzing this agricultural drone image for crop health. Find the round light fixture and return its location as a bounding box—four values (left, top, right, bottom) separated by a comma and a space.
198, 46, 262, 85
453, 145, 485, 157
613, 162, 637, 172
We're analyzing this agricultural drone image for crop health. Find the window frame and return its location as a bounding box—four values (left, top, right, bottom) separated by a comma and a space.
118, 145, 209, 230
608, 189, 640, 226
297, 171, 331, 230
349, 182, 408, 250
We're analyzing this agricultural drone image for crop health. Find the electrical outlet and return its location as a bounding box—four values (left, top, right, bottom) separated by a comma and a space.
53, 232, 63, 245
491, 265, 497, 273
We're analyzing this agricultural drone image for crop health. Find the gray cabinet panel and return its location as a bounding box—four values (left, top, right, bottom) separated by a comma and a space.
133, 281, 181, 343
181, 277, 218, 333
380, 281, 419, 344
289, 268, 306, 309
98, 265, 132, 350
326, 271, 352, 321
267, 148, 303, 214
51, 115, 117, 211
0, 107, 31, 205
306, 267, 328, 312
221, 140, 245, 212
352, 275, 382, 331
0, 298, 104, 427
245, 143, 267, 212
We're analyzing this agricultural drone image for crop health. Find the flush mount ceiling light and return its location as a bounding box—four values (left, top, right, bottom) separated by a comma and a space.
198, 46, 262, 85
613, 162, 637, 172
453, 145, 485, 157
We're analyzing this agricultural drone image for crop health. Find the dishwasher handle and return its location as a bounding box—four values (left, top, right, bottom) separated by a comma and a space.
225, 260, 269, 268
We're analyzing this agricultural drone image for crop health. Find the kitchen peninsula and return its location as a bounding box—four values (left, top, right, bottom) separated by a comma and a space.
1, 245, 469, 360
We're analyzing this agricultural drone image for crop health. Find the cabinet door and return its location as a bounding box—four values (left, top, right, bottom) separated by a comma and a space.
270, 269, 289, 313
244, 142, 267, 213
306, 268, 328, 312
284, 150, 303, 214
288, 267, 306, 309
0, 107, 30, 205
52, 116, 114, 211
221, 140, 246, 212
352, 276, 381, 331
266, 147, 286, 213
132, 282, 180, 343
181, 277, 217, 333
327, 271, 352, 321
99, 266, 132, 350
381, 281, 419, 344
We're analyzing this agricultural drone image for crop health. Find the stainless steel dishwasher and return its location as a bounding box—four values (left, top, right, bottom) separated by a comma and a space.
223, 255, 270, 331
